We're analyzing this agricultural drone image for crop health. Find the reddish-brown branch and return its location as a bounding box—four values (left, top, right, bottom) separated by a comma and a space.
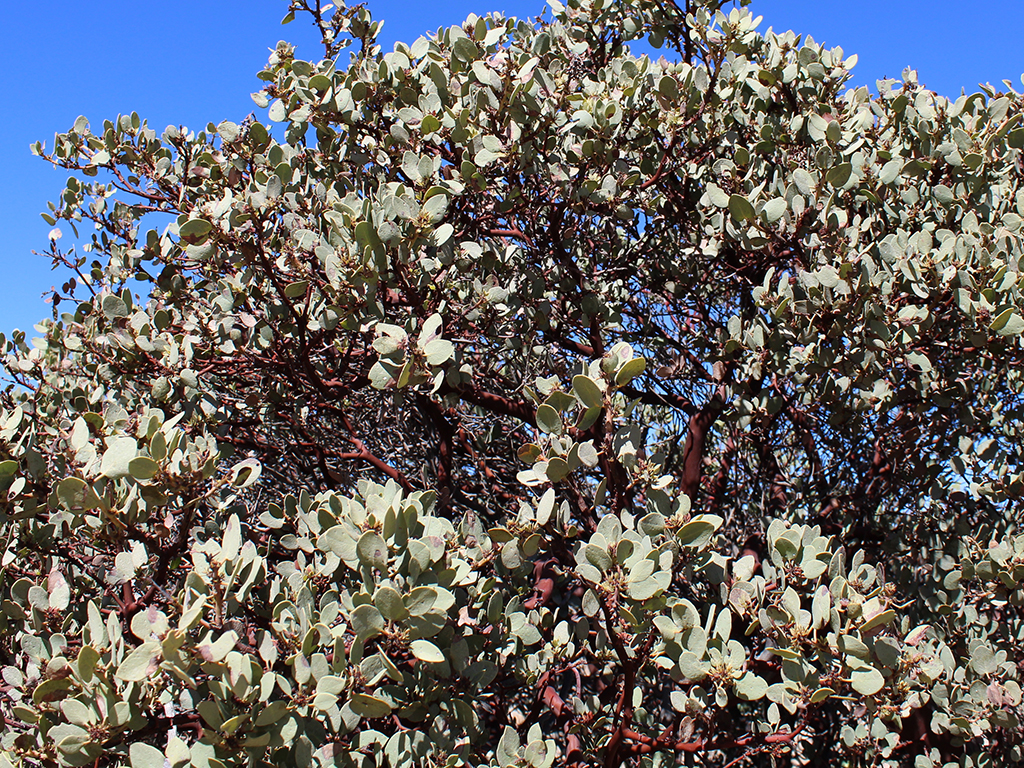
708, 434, 736, 515
772, 376, 824, 495
596, 403, 632, 517
620, 385, 696, 415
638, 136, 678, 190
337, 411, 415, 492
600, 591, 651, 768
447, 383, 536, 426
483, 228, 535, 246
620, 723, 804, 756
416, 394, 455, 511
680, 385, 728, 500
336, 445, 415, 492
544, 328, 595, 358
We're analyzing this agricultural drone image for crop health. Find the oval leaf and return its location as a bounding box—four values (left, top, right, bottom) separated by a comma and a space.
734, 672, 768, 701
728, 194, 756, 222
101, 436, 138, 479
130, 743, 167, 768
860, 608, 896, 635
572, 375, 603, 408
179, 218, 213, 245
676, 514, 723, 548
850, 666, 885, 696
536, 404, 562, 435
128, 456, 159, 480
350, 604, 384, 639
409, 639, 445, 663
230, 458, 262, 488
357, 531, 388, 571
374, 585, 409, 621
545, 456, 571, 482
991, 308, 1024, 336
115, 641, 160, 682
349, 693, 393, 718
762, 197, 787, 223
615, 357, 646, 386
56, 477, 101, 511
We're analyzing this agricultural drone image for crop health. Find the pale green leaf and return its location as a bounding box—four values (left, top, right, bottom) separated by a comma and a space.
358, 531, 388, 570
734, 672, 768, 701
572, 375, 603, 408
374, 585, 409, 621
409, 639, 445, 663
536, 404, 562, 435
349, 693, 393, 718
351, 604, 385, 639
850, 666, 885, 695
56, 477, 101, 511
115, 641, 160, 682
130, 743, 166, 768
100, 437, 137, 479
991, 308, 1024, 336
728, 194, 755, 222
615, 357, 646, 386
127, 456, 159, 480
179, 219, 213, 245
676, 514, 723, 548
762, 197, 787, 223
230, 458, 262, 488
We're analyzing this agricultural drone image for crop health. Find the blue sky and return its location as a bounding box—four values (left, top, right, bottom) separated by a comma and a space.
3, 1, 1023, 336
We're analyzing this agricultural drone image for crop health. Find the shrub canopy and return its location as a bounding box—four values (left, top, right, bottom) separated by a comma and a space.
2, 0, 1024, 766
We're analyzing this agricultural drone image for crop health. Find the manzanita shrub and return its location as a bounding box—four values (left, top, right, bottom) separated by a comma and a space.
2, 0, 1023, 766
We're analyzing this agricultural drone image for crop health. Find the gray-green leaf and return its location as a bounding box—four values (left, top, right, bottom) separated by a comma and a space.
100, 437, 137, 479
409, 639, 445, 663
130, 743, 167, 768
349, 693, 393, 718
728, 194, 756, 222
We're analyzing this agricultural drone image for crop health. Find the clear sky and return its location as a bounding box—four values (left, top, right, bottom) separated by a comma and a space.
4, 1, 1023, 336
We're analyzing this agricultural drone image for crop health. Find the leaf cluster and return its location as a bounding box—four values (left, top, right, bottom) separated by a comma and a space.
3, 0, 1024, 766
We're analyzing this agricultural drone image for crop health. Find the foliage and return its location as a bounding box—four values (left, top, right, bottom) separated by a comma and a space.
2, 0, 1024, 765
